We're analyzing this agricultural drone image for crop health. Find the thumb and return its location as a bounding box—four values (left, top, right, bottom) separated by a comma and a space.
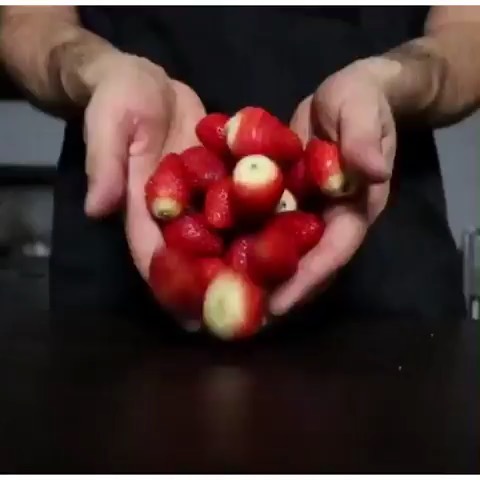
84, 114, 129, 218
338, 102, 391, 184
161, 81, 206, 155
289, 95, 313, 148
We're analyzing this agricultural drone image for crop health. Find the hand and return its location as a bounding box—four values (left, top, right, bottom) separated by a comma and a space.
83, 53, 205, 279
270, 62, 396, 316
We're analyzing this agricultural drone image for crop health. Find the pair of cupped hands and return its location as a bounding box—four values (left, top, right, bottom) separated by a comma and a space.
83, 53, 396, 320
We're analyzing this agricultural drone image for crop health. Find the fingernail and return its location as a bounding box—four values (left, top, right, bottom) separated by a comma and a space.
84, 191, 96, 216
84, 180, 100, 216
269, 297, 289, 317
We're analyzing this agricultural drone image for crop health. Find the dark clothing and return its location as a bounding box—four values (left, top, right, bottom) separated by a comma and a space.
50, 7, 465, 325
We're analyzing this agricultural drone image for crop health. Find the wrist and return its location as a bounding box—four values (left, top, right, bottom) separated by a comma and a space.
350, 39, 447, 121
52, 27, 123, 107
348, 57, 403, 108
76, 45, 124, 96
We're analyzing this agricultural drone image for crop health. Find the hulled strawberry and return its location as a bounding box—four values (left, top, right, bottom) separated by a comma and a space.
275, 189, 297, 213
285, 156, 316, 203
268, 211, 325, 256
203, 269, 265, 340
163, 213, 224, 257
196, 257, 226, 292
305, 138, 358, 198
250, 225, 299, 288
224, 235, 255, 277
231, 154, 284, 218
149, 246, 204, 318
195, 113, 230, 157
225, 106, 302, 167
181, 146, 227, 194
204, 178, 235, 230
145, 153, 190, 221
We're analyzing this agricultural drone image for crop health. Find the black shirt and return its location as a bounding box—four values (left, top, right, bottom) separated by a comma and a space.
50, 7, 465, 322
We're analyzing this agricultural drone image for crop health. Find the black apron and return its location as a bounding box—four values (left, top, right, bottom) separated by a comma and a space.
50, 6, 465, 325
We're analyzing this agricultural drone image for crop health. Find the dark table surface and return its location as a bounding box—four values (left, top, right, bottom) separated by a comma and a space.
0, 310, 477, 474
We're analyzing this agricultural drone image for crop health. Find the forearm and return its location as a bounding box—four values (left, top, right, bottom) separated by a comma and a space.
0, 6, 121, 115
355, 23, 480, 127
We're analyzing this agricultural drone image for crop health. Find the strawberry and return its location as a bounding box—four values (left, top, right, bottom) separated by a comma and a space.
203, 268, 265, 340
268, 211, 325, 256
196, 257, 226, 292
275, 189, 297, 213
224, 235, 255, 277
225, 107, 303, 167
285, 156, 316, 203
250, 225, 299, 288
305, 138, 358, 198
181, 146, 227, 194
163, 213, 224, 257
149, 246, 204, 317
195, 113, 230, 157
204, 178, 235, 230
231, 154, 284, 218
145, 153, 191, 221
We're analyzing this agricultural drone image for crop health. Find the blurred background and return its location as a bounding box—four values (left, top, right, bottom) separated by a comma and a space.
0, 70, 478, 314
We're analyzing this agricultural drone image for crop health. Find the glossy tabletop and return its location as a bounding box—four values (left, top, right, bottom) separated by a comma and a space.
0, 312, 477, 473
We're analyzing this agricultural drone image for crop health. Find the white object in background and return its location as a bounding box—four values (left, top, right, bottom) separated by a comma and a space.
0, 188, 53, 248
472, 298, 479, 321
22, 241, 50, 258
462, 227, 480, 321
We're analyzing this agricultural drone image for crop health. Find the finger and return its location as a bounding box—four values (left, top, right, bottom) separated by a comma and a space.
124, 104, 174, 278
367, 182, 390, 220
269, 204, 367, 316
289, 95, 313, 147
381, 121, 397, 170
84, 112, 129, 218
124, 81, 203, 280
161, 80, 206, 155
125, 150, 165, 280
338, 99, 391, 184
311, 88, 340, 142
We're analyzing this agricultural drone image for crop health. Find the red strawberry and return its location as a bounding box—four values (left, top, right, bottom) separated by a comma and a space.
275, 189, 297, 213
145, 153, 191, 221
224, 235, 255, 277
231, 154, 284, 218
203, 268, 265, 340
181, 146, 227, 194
285, 156, 316, 203
196, 257, 226, 292
195, 113, 230, 157
305, 138, 358, 198
163, 213, 224, 257
225, 107, 302, 167
250, 225, 299, 288
149, 247, 204, 317
268, 211, 325, 256
204, 178, 235, 230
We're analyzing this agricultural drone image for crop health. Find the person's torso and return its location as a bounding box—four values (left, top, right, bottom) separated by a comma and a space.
78, 6, 428, 119
74, 7, 444, 194
55, 6, 464, 319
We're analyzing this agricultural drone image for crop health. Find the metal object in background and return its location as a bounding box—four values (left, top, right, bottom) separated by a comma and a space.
462, 227, 480, 321
22, 241, 50, 258
0, 166, 54, 261
0, 165, 53, 311
0, 186, 53, 253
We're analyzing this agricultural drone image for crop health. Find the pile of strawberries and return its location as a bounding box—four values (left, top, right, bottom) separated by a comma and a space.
145, 106, 356, 340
